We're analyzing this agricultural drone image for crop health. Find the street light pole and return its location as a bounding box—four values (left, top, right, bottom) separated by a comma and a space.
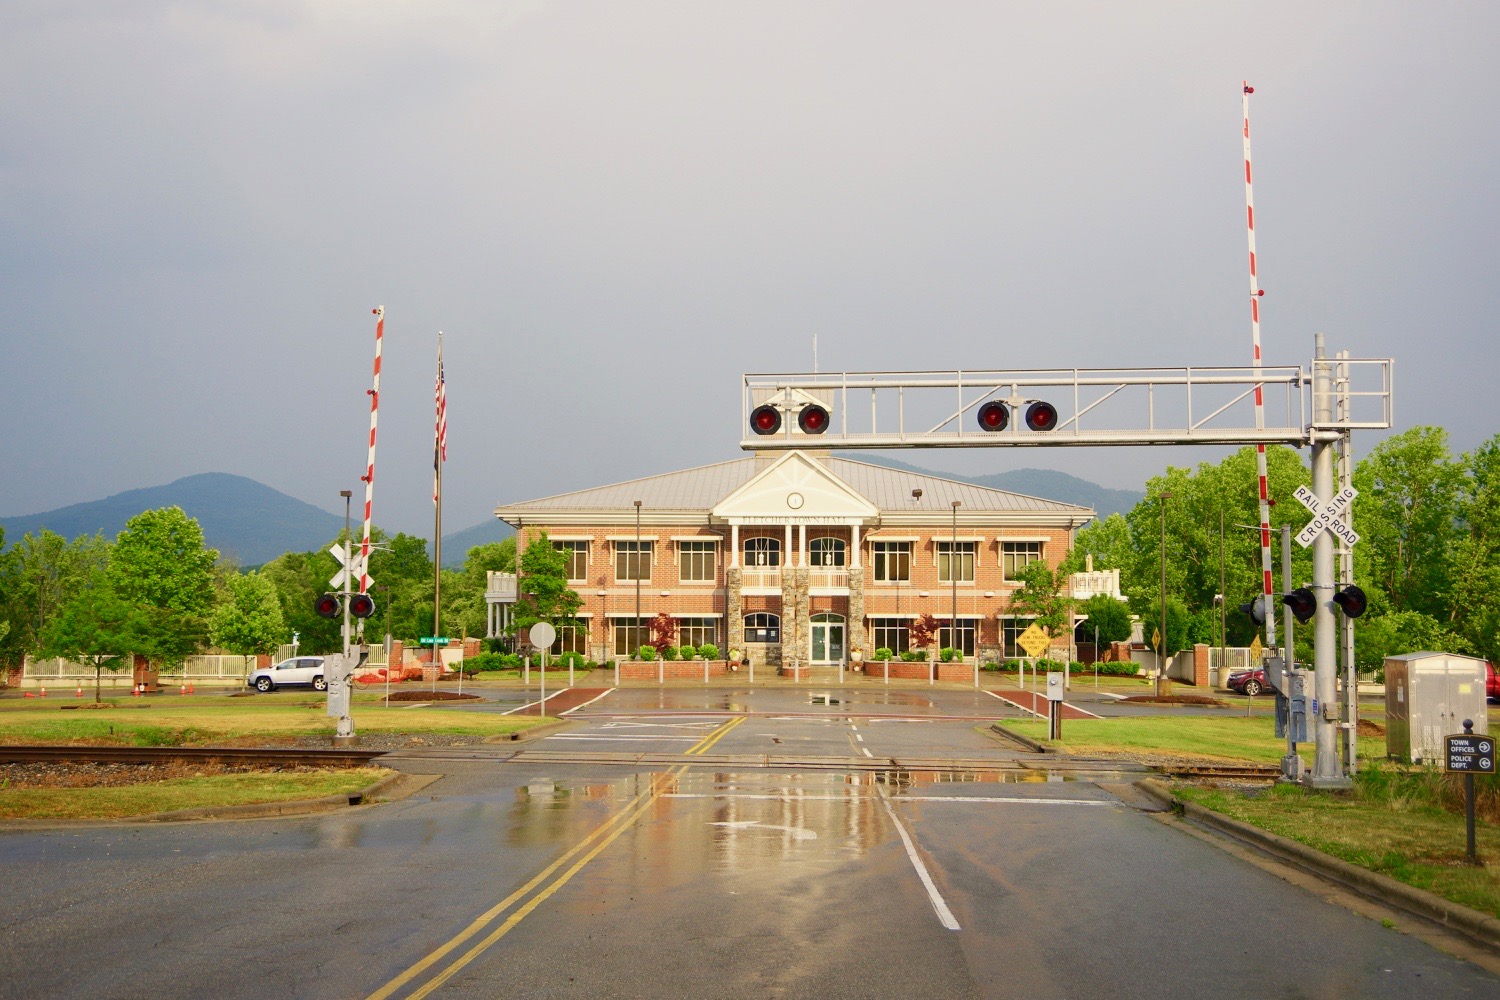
634, 500, 643, 657
1158, 492, 1172, 696
951, 500, 961, 663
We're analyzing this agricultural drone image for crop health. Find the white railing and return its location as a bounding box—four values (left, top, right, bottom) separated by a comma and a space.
808, 569, 849, 589
1069, 569, 1123, 600
24, 654, 257, 682
486, 571, 518, 602
740, 569, 782, 589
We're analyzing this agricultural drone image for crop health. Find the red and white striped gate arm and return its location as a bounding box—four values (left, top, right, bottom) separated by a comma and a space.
359, 306, 383, 594
1243, 83, 1277, 650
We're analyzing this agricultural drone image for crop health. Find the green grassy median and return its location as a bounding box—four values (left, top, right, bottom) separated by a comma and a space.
0, 692, 554, 747
0, 767, 391, 821
1006, 715, 1385, 764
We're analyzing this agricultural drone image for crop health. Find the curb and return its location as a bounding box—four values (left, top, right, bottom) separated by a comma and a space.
988, 722, 1055, 754
143, 768, 409, 823
486, 719, 574, 743
1136, 778, 1500, 952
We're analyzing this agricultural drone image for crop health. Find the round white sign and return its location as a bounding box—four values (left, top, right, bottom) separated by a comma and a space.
529, 622, 557, 649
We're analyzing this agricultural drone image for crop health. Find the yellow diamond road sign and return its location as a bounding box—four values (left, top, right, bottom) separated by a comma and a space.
1017, 623, 1051, 659
1250, 635, 1263, 661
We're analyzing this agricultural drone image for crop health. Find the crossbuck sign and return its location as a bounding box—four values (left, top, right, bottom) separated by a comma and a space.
1293, 485, 1360, 549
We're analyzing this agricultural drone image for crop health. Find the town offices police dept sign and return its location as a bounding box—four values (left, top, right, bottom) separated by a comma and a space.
1446, 734, 1496, 773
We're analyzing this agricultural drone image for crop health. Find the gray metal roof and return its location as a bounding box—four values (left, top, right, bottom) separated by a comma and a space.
495, 453, 1092, 516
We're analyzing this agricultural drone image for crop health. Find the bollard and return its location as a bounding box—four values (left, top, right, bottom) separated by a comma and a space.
75, 685, 83, 698
39, 686, 47, 698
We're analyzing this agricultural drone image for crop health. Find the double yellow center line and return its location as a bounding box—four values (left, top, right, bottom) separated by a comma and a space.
368, 715, 745, 1000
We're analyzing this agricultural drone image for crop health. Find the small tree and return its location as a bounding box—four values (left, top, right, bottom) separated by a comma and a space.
108, 507, 218, 669
648, 612, 676, 656
41, 582, 146, 702
1078, 595, 1133, 650
909, 614, 940, 655
513, 532, 582, 638
210, 572, 286, 657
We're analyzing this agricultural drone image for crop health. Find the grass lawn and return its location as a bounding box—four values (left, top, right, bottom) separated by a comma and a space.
1175, 776, 1500, 919
1006, 714, 1385, 764
0, 767, 390, 820
0, 693, 553, 747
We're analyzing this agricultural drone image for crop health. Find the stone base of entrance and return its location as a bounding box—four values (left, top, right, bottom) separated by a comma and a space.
779, 664, 812, 681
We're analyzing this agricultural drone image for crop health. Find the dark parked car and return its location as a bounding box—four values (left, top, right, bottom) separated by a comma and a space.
1227, 666, 1268, 696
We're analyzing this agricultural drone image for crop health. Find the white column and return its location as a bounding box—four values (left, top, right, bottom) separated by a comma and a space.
731, 524, 740, 567
851, 523, 861, 568
785, 523, 793, 567
799, 524, 807, 567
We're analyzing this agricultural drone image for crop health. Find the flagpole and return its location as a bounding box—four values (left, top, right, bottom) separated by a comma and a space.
433, 333, 446, 676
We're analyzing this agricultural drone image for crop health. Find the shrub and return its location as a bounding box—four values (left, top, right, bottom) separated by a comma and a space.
873, 647, 894, 661
637, 645, 658, 661
698, 643, 720, 660
899, 650, 926, 662
940, 647, 961, 662
467, 652, 520, 672
678, 645, 698, 660
662, 645, 680, 661
558, 651, 587, 670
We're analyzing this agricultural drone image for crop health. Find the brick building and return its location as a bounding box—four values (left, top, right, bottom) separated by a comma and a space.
490, 450, 1093, 667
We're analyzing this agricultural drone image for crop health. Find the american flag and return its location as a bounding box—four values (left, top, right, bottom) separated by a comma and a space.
433, 341, 447, 506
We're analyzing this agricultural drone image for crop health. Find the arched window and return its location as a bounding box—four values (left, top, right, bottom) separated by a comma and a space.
809, 537, 846, 567
744, 537, 781, 567
744, 613, 780, 644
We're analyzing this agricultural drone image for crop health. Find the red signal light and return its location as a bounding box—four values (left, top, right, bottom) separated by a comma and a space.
1282, 587, 1317, 624
1332, 585, 1367, 618
977, 401, 1009, 432
349, 593, 376, 619
314, 594, 341, 619
750, 405, 782, 435
1025, 401, 1058, 431
797, 405, 829, 434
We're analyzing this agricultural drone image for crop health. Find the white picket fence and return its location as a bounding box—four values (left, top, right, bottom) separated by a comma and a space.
22, 654, 259, 688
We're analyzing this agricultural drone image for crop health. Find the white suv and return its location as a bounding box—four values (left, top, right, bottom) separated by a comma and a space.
248, 657, 327, 693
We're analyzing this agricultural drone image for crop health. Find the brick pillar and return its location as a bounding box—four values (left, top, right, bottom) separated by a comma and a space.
1193, 643, 1209, 687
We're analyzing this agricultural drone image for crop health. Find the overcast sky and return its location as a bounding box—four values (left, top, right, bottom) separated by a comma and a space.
3, 2, 1495, 537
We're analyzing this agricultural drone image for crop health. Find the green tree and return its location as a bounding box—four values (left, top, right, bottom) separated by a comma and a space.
445, 539, 516, 640
1078, 594, 1132, 646
108, 507, 218, 667
1008, 561, 1070, 637
209, 572, 287, 656
0, 528, 111, 668
512, 532, 580, 639
260, 549, 341, 654
41, 580, 147, 702
1447, 434, 1500, 664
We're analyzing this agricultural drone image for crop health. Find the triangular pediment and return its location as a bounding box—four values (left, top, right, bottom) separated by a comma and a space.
713, 452, 879, 522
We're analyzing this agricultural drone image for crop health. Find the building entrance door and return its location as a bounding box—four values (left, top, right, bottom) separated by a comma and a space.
810, 614, 845, 664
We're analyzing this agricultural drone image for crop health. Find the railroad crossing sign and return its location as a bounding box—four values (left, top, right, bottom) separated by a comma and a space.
1292, 485, 1360, 549
327, 543, 372, 591
1016, 623, 1051, 659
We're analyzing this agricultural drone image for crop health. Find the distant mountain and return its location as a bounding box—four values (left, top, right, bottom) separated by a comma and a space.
835, 453, 1143, 517
0, 473, 512, 569
0, 474, 347, 567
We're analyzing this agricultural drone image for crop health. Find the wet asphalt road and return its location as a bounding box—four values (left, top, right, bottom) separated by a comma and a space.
2, 686, 1496, 999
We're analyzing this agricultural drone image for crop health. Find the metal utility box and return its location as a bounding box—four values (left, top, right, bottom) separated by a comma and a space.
1385, 652, 1489, 764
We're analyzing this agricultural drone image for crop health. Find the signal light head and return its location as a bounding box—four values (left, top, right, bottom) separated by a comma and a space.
797, 404, 829, 435
314, 594, 341, 619
349, 593, 376, 619
750, 404, 782, 436
1239, 595, 1267, 625
1333, 584, 1367, 619
977, 401, 1010, 432
1024, 401, 1058, 432
1282, 587, 1317, 624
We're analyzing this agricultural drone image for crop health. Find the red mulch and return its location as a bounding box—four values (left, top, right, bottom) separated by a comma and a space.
383, 691, 482, 703
1119, 695, 1229, 707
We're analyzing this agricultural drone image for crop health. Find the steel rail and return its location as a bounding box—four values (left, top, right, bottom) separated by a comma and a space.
0, 745, 386, 767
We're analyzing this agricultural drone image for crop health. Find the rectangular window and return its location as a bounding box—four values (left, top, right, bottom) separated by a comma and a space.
1003, 541, 1043, 580
870, 617, 909, 655
613, 618, 648, 657
553, 541, 590, 582
937, 541, 976, 584
677, 541, 716, 583
614, 541, 653, 582
873, 542, 911, 583
938, 621, 976, 657
550, 624, 587, 656
676, 617, 718, 649
1000, 617, 1038, 659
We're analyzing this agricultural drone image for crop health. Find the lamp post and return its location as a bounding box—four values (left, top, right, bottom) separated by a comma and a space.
634, 500, 643, 657
1157, 491, 1172, 696
951, 500, 961, 663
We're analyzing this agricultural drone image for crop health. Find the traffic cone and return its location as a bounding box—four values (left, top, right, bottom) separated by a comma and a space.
180, 683, 187, 695
133, 684, 140, 698
39, 686, 46, 697
187, 682, 195, 695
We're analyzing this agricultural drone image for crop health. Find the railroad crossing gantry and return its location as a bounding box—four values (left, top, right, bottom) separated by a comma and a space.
741, 342, 1394, 786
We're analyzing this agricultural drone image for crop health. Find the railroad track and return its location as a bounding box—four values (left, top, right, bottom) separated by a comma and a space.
1153, 763, 1281, 780
0, 745, 386, 768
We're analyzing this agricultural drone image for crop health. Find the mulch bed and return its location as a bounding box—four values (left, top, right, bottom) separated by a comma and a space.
1119, 695, 1229, 707
0, 759, 332, 790
383, 691, 482, 703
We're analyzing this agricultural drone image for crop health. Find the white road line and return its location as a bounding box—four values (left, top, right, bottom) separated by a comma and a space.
543, 734, 705, 741
860, 746, 874, 758
875, 787, 961, 931
855, 734, 864, 742
898, 796, 1112, 807
561, 688, 616, 714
